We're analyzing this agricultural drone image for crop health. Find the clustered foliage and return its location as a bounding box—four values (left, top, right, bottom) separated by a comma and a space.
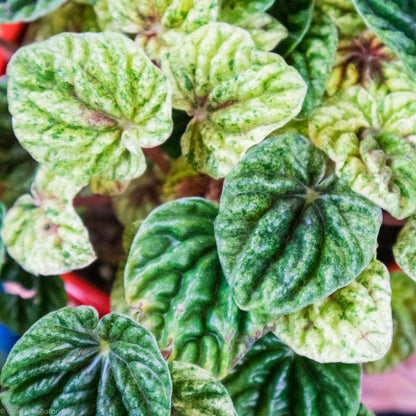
1, 0, 416, 415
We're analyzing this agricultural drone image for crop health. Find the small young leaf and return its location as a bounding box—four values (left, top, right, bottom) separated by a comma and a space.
0, 0, 66, 23
125, 198, 272, 379
162, 22, 307, 178
0, 306, 172, 415
309, 87, 416, 219
357, 404, 375, 416
353, 0, 416, 80
270, 0, 314, 56
215, 133, 381, 317
223, 333, 362, 416
287, 9, 338, 118
1, 195, 96, 276
394, 215, 416, 280
7, 32, 172, 191
274, 257, 393, 363
170, 361, 237, 416
0, 258, 67, 335
366, 271, 416, 374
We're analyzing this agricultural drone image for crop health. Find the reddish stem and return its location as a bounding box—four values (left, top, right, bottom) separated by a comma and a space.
0, 38, 18, 60
73, 195, 112, 207
382, 211, 407, 227
143, 146, 171, 175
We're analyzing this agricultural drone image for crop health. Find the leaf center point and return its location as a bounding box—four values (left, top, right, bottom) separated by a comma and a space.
305, 188, 319, 204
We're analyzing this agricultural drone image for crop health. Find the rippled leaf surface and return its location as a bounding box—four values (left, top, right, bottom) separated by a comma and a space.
0, 306, 172, 416
125, 198, 271, 379
170, 361, 237, 416
366, 271, 416, 374
353, 0, 416, 79
274, 257, 392, 363
309, 87, 416, 219
0, 0, 66, 22
7, 32, 172, 190
162, 22, 307, 178
223, 333, 362, 416
215, 133, 381, 317
394, 215, 416, 280
0, 258, 67, 335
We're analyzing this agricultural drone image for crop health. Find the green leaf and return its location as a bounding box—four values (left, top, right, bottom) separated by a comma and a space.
317, 0, 366, 36
0, 306, 172, 415
125, 198, 272, 379
7, 32, 172, 191
162, 22, 307, 178
274, 257, 393, 363
309, 87, 416, 219
353, 0, 416, 80
270, 0, 314, 56
287, 9, 338, 118
365, 271, 416, 374
0, 0, 66, 22
357, 404, 375, 416
215, 133, 381, 317
170, 361, 237, 416
394, 215, 416, 280
223, 333, 362, 416
0, 257, 67, 335
1, 193, 96, 275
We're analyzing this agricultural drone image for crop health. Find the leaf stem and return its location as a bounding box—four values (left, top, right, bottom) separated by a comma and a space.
73, 195, 112, 207
143, 146, 171, 175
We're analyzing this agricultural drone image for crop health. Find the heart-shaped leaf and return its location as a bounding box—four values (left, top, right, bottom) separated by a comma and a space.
162, 22, 307, 178
274, 257, 393, 363
0, 257, 67, 335
1, 193, 96, 275
0, 306, 172, 415
125, 198, 272, 379
223, 333, 362, 416
394, 215, 416, 280
286, 9, 338, 118
7, 32, 172, 191
353, 0, 416, 80
170, 361, 237, 416
0, 0, 66, 22
309, 87, 416, 219
215, 133, 381, 317
365, 271, 416, 374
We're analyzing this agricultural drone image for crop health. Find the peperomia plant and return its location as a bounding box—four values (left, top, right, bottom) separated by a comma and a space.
1, 0, 416, 415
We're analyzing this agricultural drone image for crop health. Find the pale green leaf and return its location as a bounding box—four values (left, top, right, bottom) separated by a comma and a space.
274, 257, 393, 363
366, 271, 416, 374
223, 333, 362, 416
353, 0, 416, 80
0, 0, 66, 22
309, 87, 416, 219
215, 133, 381, 317
1, 194, 96, 276
394, 215, 416, 280
125, 198, 272, 379
170, 362, 237, 416
0, 306, 172, 415
7, 32, 172, 191
162, 22, 307, 178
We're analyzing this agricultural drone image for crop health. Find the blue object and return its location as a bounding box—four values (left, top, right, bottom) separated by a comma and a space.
0, 324, 19, 367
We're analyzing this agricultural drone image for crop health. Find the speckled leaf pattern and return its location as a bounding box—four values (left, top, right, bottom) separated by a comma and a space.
287, 10, 338, 118
103, 0, 218, 61
270, 0, 314, 56
0, 0, 66, 22
0, 306, 172, 415
394, 215, 416, 280
170, 362, 237, 416
317, 0, 366, 36
357, 404, 375, 416
125, 198, 271, 379
274, 257, 393, 363
1, 194, 96, 276
223, 333, 362, 416
162, 22, 307, 178
353, 0, 416, 79
0, 258, 67, 335
366, 271, 416, 374
309, 87, 416, 219
7, 32, 172, 190
215, 133, 381, 317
